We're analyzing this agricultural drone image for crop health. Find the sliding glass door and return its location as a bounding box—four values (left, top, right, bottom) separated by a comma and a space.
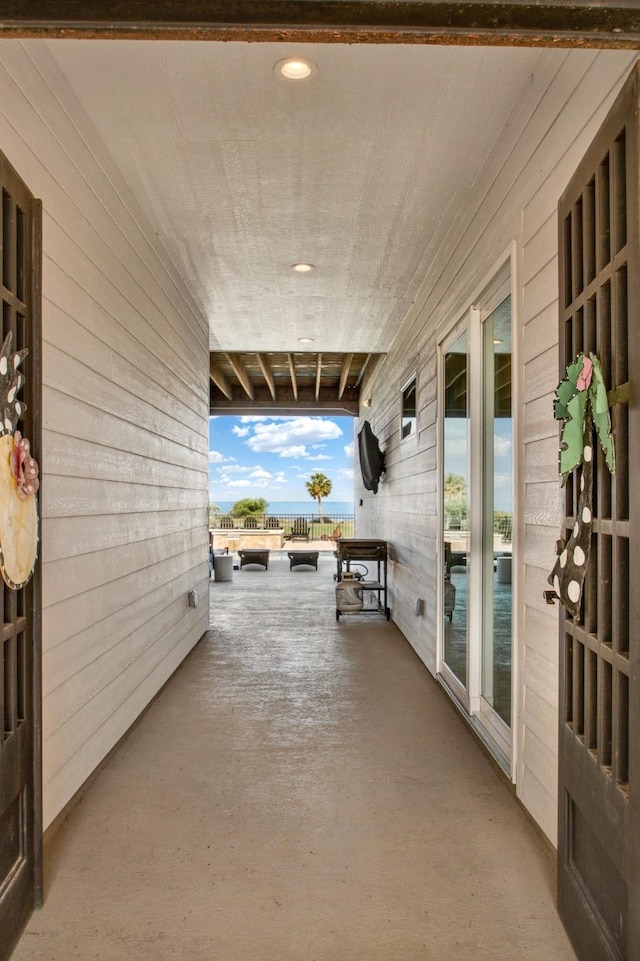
439, 263, 514, 767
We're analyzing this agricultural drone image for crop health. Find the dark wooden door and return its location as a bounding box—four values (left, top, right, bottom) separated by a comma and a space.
557, 64, 639, 961
0, 154, 42, 961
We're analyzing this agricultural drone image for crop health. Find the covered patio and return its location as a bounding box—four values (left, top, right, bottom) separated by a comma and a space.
14, 556, 575, 960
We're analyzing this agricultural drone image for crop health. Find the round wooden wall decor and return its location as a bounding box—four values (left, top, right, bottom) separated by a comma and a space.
0, 333, 39, 590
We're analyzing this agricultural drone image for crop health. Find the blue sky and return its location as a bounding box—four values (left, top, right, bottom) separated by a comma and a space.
444, 417, 513, 512
209, 415, 356, 505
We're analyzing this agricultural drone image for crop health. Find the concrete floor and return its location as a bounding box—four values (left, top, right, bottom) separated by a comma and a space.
14, 554, 577, 961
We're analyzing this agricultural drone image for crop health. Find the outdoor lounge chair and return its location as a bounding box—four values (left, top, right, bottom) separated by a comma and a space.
288, 551, 319, 570
238, 548, 269, 570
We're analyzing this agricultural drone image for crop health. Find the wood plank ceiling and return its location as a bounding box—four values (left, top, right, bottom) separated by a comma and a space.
210, 351, 381, 414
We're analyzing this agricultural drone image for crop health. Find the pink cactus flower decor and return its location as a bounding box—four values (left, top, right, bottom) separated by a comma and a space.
10, 431, 39, 500
576, 355, 593, 391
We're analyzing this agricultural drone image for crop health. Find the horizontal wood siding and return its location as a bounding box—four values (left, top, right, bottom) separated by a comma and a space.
357, 49, 638, 842
0, 41, 210, 827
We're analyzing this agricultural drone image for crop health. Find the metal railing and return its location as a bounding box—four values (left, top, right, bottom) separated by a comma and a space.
445, 512, 512, 543
210, 513, 355, 540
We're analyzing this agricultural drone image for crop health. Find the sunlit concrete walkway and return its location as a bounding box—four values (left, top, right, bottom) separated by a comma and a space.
14, 554, 576, 961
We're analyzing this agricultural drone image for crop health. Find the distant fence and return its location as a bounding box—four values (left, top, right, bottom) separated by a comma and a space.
210, 513, 355, 540
445, 512, 512, 543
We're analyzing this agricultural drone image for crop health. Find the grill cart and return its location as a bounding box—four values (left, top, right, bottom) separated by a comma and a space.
335, 538, 390, 621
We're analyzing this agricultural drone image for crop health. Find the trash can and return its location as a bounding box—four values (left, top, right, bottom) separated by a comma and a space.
213, 553, 234, 582
497, 555, 512, 584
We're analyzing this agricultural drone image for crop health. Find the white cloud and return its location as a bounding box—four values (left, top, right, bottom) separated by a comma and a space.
344, 442, 354, 459
217, 464, 252, 474
277, 445, 308, 458
338, 467, 355, 481
247, 417, 343, 455
216, 463, 288, 491
495, 472, 512, 488
233, 425, 251, 437
239, 415, 289, 423
226, 472, 286, 489
210, 452, 237, 467
494, 435, 512, 456
444, 438, 468, 457
307, 454, 332, 461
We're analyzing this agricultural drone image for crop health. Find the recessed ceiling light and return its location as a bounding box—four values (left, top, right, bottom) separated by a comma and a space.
275, 57, 318, 81
291, 262, 314, 273
298, 337, 314, 343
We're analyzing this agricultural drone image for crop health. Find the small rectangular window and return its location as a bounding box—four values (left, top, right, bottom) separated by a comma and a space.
401, 376, 416, 440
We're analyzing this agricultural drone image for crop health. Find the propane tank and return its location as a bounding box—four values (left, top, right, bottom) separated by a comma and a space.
336, 572, 364, 613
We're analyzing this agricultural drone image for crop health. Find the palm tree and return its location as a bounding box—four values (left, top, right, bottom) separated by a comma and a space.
305, 472, 332, 519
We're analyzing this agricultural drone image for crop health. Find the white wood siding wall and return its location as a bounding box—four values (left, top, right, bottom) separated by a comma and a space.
0, 42, 211, 828
357, 49, 638, 843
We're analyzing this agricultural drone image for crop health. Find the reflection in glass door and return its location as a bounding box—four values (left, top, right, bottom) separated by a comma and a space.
442, 329, 469, 691
439, 263, 515, 771
482, 297, 513, 727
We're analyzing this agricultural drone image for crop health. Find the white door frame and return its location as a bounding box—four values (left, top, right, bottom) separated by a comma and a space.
436, 244, 521, 781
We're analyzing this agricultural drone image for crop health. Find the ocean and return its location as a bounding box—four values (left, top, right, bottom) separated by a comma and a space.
214, 500, 354, 515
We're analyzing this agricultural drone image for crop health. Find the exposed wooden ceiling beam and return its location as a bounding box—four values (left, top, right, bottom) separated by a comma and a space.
225, 353, 254, 400
210, 392, 359, 416
4, 2, 640, 48
256, 352, 276, 400
209, 356, 232, 400
338, 353, 353, 400
359, 354, 383, 404
355, 353, 372, 387
209, 351, 386, 411
288, 353, 298, 401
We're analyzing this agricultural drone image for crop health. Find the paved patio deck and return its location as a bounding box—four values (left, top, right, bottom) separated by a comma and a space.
13, 556, 576, 961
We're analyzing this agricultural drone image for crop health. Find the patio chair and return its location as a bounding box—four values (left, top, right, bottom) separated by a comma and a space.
291, 517, 310, 541
219, 515, 234, 529
265, 516, 280, 529
243, 515, 258, 529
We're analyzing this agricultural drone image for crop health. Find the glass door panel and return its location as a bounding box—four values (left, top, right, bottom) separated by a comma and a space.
443, 330, 470, 688
481, 296, 512, 726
